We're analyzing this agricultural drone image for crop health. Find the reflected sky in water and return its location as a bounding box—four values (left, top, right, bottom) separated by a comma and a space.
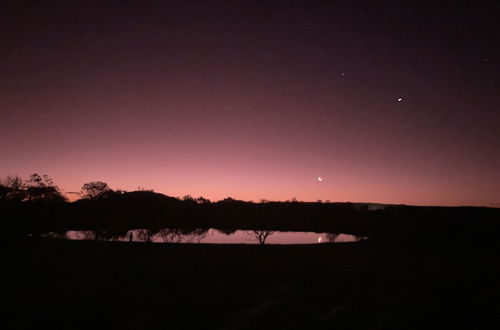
58, 228, 366, 244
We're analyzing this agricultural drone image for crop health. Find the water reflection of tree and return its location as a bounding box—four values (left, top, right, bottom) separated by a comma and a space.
181, 228, 208, 243
136, 228, 157, 242
156, 228, 208, 243
249, 230, 274, 245
157, 228, 183, 243
77, 230, 96, 240
326, 233, 339, 242
94, 229, 130, 241
217, 228, 237, 235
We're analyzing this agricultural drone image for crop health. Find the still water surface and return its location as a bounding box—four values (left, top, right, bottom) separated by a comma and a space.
40, 228, 367, 245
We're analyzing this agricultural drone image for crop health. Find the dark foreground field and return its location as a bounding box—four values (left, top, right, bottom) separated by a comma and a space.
5, 235, 500, 330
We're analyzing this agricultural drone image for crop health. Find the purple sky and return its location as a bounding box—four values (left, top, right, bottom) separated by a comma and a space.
1, 1, 499, 206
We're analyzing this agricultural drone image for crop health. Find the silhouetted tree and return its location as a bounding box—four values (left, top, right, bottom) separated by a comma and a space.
24, 173, 66, 202
0, 184, 9, 200
137, 186, 154, 192
0, 175, 25, 201
81, 181, 113, 199
250, 230, 274, 245
220, 197, 238, 203
196, 196, 211, 204
182, 195, 196, 203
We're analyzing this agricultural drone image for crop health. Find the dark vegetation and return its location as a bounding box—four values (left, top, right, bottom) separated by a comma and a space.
3, 175, 499, 244
3, 174, 500, 329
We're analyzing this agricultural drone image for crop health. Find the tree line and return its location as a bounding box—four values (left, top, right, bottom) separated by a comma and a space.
1, 174, 219, 203
1, 174, 328, 204
0, 174, 66, 202
3, 174, 500, 247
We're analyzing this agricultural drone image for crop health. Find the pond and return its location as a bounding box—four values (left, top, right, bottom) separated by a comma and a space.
38, 228, 367, 245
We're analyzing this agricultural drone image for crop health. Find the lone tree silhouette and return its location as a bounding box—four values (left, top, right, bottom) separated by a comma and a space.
251, 230, 274, 245
81, 181, 113, 199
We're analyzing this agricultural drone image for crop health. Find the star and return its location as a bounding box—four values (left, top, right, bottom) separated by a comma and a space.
397, 98, 402, 102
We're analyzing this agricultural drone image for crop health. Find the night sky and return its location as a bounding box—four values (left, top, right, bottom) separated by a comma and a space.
1, 1, 499, 206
